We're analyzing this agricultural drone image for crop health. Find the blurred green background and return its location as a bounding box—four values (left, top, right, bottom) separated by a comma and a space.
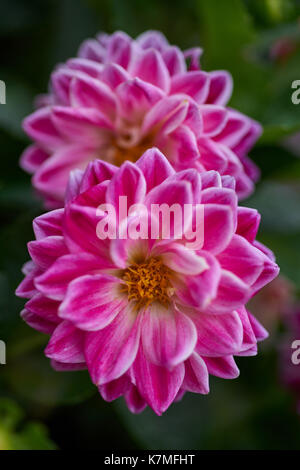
1, 0, 300, 450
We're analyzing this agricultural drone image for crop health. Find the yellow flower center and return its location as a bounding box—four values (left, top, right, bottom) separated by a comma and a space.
121, 257, 174, 309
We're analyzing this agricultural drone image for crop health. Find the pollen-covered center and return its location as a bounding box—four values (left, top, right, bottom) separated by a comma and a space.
121, 257, 174, 309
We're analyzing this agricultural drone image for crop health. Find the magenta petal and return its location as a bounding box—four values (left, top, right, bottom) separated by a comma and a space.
159, 244, 208, 275
182, 353, 209, 394
107, 161, 146, 216
99, 374, 131, 402
174, 251, 221, 310
16, 263, 41, 299
236, 207, 260, 243
141, 304, 197, 367
51, 360, 86, 371
171, 71, 210, 103
59, 274, 124, 331
28, 236, 67, 270
132, 346, 184, 415
21, 309, 58, 335
101, 63, 130, 89
136, 148, 175, 191
217, 234, 265, 286
206, 71, 233, 106
33, 209, 64, 240
45, 321, 85, 363
20, 145, 49, 173
85, 305, 142, 385
200, 105, 228, 137
162, 46, 186, 76
130, 49, 170, 92
194, 311, 243, 357
23, 108, 64, 151
202, 204, 235, 255
206, 270, 250, 314
70, 75, 116, 120
26, 294, 59, 324
203, 355, 240, 379
116, 78, 164, 122
125, 385, 147, 414
35, 253, 102, 300
107, 31, 132, 69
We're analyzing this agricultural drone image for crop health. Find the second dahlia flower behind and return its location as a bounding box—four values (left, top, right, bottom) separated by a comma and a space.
21, 30, 261, 207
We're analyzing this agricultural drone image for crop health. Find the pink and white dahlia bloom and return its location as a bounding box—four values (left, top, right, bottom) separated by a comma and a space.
21, 30, 261, 208
16, 148, 279, 415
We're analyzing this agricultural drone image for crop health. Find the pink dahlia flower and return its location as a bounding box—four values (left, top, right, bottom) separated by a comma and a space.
21, 30, 261, 208
16, 148, 279, 415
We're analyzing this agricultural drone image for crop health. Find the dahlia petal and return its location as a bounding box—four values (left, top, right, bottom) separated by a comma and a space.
159, 243, 208, 275
200, 105, 228, 137
217, 234, 265, 286
232, 120, 262, 158
101, 63, 130, 89
23, 108, 64, 151
59, 274, 124, 331
132, 346, 184, 415
51, 360, 86, 371
201, 187, 237, 212
137, 30, 169, 51
174, 251, 221, 309
116, 78, 164, 121
215, 110, 251, 147
206, 71, 233, 106
167, 125, 199, 163
141, 95, 189, 135
20, 145, 49, 173
15, 264, 41, 299
236, 207, 260, 243
162, 46, 186, 76
21, 309, 58, 335
197, 139, 227, 174
194, 311, 243, 357
107, 162, 146, 216
199, 170, 222, 190
182, 352, 209, 394
33, 145, 97, 201
202, 204, 235, 254
80, 159, 117, 193
203, 355, 240, 379
70, 75, 116, 120
184, 47, 203, 71
145, 179, 193, 239
64, 188, 112, 257
35, 253, 103, 300
45, 320, 85, 363
125, 385, 147, 414
85, 304, 142, 385
130, 49, 170, 92
206, 270, 250, 314
78, 39, 106, 62
171, 71, 210, 104
136, 148, 175, 191
99, 374, 131, 402
33, 209, 64, 240
107, 31, 132, 69
26, 294, 59, 323
251, 254, 280, 292
65, 169, 85, 204
67, 58, 104, 78
28, 236, 67, 270
51, 106, 113, 143
141, 305, 197, 368
248, 311, 269, 341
